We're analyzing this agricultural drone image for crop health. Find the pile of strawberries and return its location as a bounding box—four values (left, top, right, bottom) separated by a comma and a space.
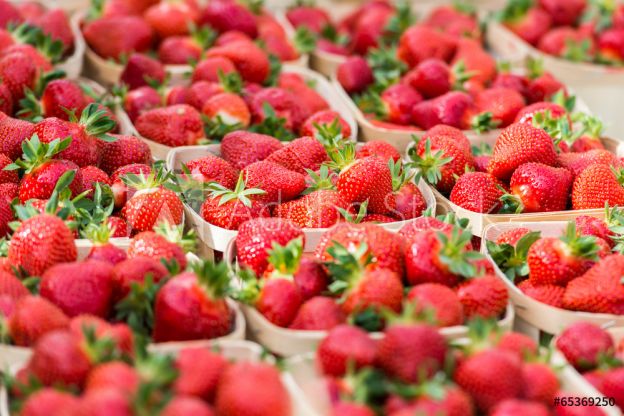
488, 214, 624, 314
313, 321, 594, 415
498, 0, 624, 65
232, 215, 509, 332
409, 94, 624, 214
7, 333, 291, 415
82, 0, 304, 67
556, 322, 624, 409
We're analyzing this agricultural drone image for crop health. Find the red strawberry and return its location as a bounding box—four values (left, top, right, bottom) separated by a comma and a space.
527, 223, 599, 286
98, 134, 152, 175
274, 189, 350, 229
174, 347, 227, 401
601, 368, 624, 409
84, 224, 127, 266
515, 101, 567, 125
265, 136, 327, 174
404, 58, 463, 99
349, 4, 394, 54
332, 402, 375, 416
522, 362, 560, 404
575, 215, 612, 247
450, 172, 504, 214
517, 280, 565, 308
242, 160, 306, 204
215, 362, 291, 416
501, 4, 552, 46
558, 149, 619, 177
161, 396, 214, 416
192, 56, 237, 83
495, 228, 532, 246
135, 104, 203, 147
20, 389, 80, 416
572, 164, 624, 209
83, 16, 154, 61
221, 130, 282, 170
286, 5, 331, 34
158, 33, 206, 65
185, 154, 239, 189
68, 315, 133, 358
111, 256, 168, 302
412, 91, 474, 130
236, 217, 304, 275
527, 73, 565, 104
22, 79, 89, 121
0, 115, 35, 159
598, 28, 624, 63
497, 331, 538, 359
122, 85, 162, 123
391, 163, 427, 220
206, 40, 270, 84
0, 83, 12, 114
203, 92, 251, 131
201, 0, 258, 37
120, 53, 166, 91
9, 213, 77, 276
9, 296, 69, 347
490, 400, 550, 416
360, 84, 422, 126
33, 9, 74, 52
474, 88, 526, 128
300, 110, 352, 139
377, 323, 447, 383
406, 283, 464, 327
556, 322, 613, 370
487, 123, 558, 181
398, 25, 456, 67
539, 0, 586, 26
0, 270, 28, 312
356, 140, 401, 162
452, 39, 497, 86
0, 0, 22, 28
317, 324, 377, 376
0, 50, 38, 101
253, 272, 303, 327
144, 0, 199, 38
336, 56, 374, 94
127, 224, 189, 269
454, 349, 523, 412
110, 163, 152, 209
278, 72, 329, 116
538, 27, 594, 59
85, 362, 139, 394
80, 165, 111, 197
457, 274, 508, 319
154, 260, 233, 342
78, 388, 133, 416
250, 87, 308, 132
290, 296, 345, 330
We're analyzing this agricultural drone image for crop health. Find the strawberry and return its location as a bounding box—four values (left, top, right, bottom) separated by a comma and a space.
538, 27, 594, 60
250, 87, 308, 132
0, 0, 21, 28
349, 4, 394, 54
398, 25, 456, 67
203, 92, 251, 133
236, 217, 304, 275
161, 396, 214, 416
111, 163, 152, 209
68, 315, 133, 358
111, 256, 168, 302
84, 222, 127, 265
517, 280, 565, 308
192, 56, 237, 83
499, 2, 552, 46
33, 9, 74, 52
158, 32, 208, 65
377, 322, 447, 383
9, 212, 77, 276
325, 242, 403, 315
0, 189, 12, 236
527, 73, 565, 104
80, 165, 111, 197
135, 104, 203, 147
20, 79, 89, 121
0, 50, 38, 101
359, 83, 422, 126
497, 331, 539, 359
20, 389, 80, 416
185, 154, 239, 189
412, 91, 474, 130
121, 170, 183, 232
356, 140, 401, 162
454, 349, 523, 412
452, 39, 497, 86
78, 388, 133, 416
120, 53, 166, 91
450, 172, 504, 214
563, 254, 624, 314
0, 269, 28, 307
336, 56, 374, 94
601, 368, 624, 409
490, 400, 550, 416
572, 164, 624, 209
316, 222, 405, 274
487, 123, 558, 181
286, 5, 331, 34
215, 362, 291, 416
317, 324, 377, 376
83, 16, 154, 61
98, 134, 152, 175
390, 161, 427, 220
556, 322, 614, 370
571, 115, 605, 153
0, 83, 12, 114
242, 160, 306, 204
8, 296, 69, 347
424, 4, 480, 38
174, 347, 227, 401
457, 274, 509, 319
422, 124, 472, 155
332, 402, 375, 416
598, 29, 624, 64
153, 260, 233, 342
474, 88, 526, 129
558, 149, 619, 177
122, 85, 162, 123
0, 115, 35, 159
40, 260, 114, 318
539, 0, 586, 26
220, 130, 282, 170
500, 162, 572, 213
206, 40, 270, 84
515, 101, 568, 125
127, 223, 190, 269
406, 283, 463, 327
265, 136, 327, 174
201, 0, 258, 38
410, 135, 474, 193
522, 362, 560, 404
290, 296, 345, 330
575, 215, 612, 246
144, 0, 199, 38
274, 189, 350, 229
85, 362, 139, 394
403, 58, 463, 99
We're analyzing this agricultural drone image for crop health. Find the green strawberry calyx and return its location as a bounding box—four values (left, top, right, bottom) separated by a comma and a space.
312, 118, 347, 146
486, 231, 541, 282
192, 260, 232, 301
451, 60, 478, 91
265, 237, 304, 280
389, 158, 415, 192
81, 221, 114, 245
437, 227, 484, 278
206, 172, 266, 207
303, 165, 337, 194
73, 103, 117, 142
326, 242, 372, 296
323, 136, 357, 173
407, 137, 454, 187
338, 200, 368, 224
115, 273, 168, 338
153, 221, 197, 254
6, 134, 71, 174
495, 0, 533, 23
560, 222, 600, 261
498, 187, 525, 215
471, 112, 501, 134
354, 90, 388, 121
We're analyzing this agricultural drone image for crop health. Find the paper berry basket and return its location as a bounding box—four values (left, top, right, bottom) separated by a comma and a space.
428, 136, 624, 238
118, 65, 358, 160
0, 253, 246, 369
482, 221, 624, 337
165, 142, 436, 252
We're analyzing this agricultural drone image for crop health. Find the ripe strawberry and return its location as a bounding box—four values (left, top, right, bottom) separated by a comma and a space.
576, 215, 612, 246
317, 324, 376, 376
0, 83, 12, 115
497, 331, 538, 359
221, 130, 282, 170
206, 40, 270, 84
403, 58, 455, 99
120, 53, 166, 91
359, 84, 422, 126
487, 123, 558, 181
377, 323, 447, 383
390, 162, 427, 220
450, 172, 504, 214
9, 213, 77, 276
474, 88, 526, 129
98, 134, 152, 175
539, 0, 586, 26
457, 274, 508, 319
110, 163, 152, 209
556, 322, 614, 370
285, 5, 330, 33
337, 56, 375, 93
68, 315, 133, 359
161, 396, 214, 416
0, 270, 28, 310
20, 389, 80, 416
215, 362, 291, 416
192, 56, 237, 83
332, 402, 375, 416
0, 50, 38, 101
33, 9, 74, 52
83, 16, 153, 61
527, 74, 565, 104
79, 388, 133, 416
598, 28, 624, 63
173, 347, 227, 401
528, 223, 599, 286
122, 85, 162, 123
398, 25, 456, 67
201, 0, 258, 37
158, 33, 206, 65
573, 163, 624, 209
277, 73, 328, 115
135, 104, 203, 147
538, 27, 594, 59
601, 368, 624, 409
154, 260, 233, 342
127, 223, 189, 269
412, 91, 474, 130
454, 349, 523, 412
558, 149, 619, 177
203, 92, 251, 130
522, 362, 560, 404
0, 0, 21, 28
0, 115, 34, 160
406, 283, 463, 327
490, 400, 550, 416
356, 140, 401, 162
515, 101, 568, 125
111, 256, 168, 302
500, 3, 552, 46
563, 254, 624, 314
84, 222, 127, 265
85, 362, 139, 394
349, 4, 394, 54
265, 136, 327, 174
517, 280, 565, 308
250, 87, 307, 132
249, 270, 303, 328
274, 189, 350, 229
8, 296, 69, 347
20, 79, 89, 121
300, 110, 352, 139
80, 165, 111, 196
289, 296, 345, 330
242, 160, 306, 204
144, 0, 199, 38
185, 154, 239, 189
